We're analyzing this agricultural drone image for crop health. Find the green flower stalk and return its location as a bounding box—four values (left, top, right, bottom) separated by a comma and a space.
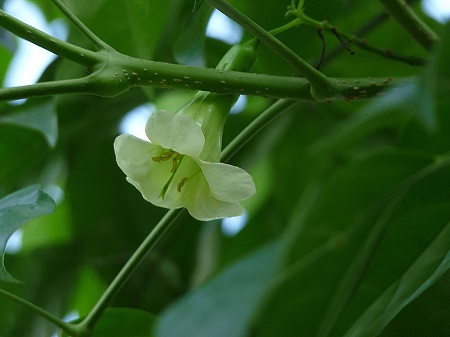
114, 42, 258, 221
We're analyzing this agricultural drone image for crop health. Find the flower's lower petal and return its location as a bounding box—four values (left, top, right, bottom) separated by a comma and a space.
145, 110, 205, 158
114, 134, 173, 202
179, 171, 245, 221
198, 161, 256, 203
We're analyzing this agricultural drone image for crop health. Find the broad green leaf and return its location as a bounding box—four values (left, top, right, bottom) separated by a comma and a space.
173, 4, 212, 66
343, 221, 450, 337
256, 150, 450, 337
0, 185, 55, 282
60, 308, 158, 337
0, 100, 58, 147
64, 0, 169, 60
156, 240, 283, 337
380, 271, 450, 337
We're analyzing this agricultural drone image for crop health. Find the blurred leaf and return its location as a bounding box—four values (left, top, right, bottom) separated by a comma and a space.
0, 185, 55, 282
156, 240, 283, 337
255, 150, 450, 337
343, 221, 450, 337
380, 270, 450, 337
0, 100, 58, 147
64, 0, 169, 60
173, 3, 212, 66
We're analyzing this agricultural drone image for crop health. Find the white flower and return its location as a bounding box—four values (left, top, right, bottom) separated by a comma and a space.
114, 96, 256, 221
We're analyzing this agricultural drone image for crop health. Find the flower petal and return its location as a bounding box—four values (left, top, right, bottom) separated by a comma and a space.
145, 110, 205, 158
114, 134, 173, 202
178, 169, 245, 220
198, 161, 256, 203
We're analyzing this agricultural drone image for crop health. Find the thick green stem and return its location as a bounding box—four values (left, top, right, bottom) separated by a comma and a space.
204, 0, 340, 100
377, 0, 438, 51
0, 48, 406, 102
0, 9, 100, 67
0, 288, 80, 336
0, 6, 410, 103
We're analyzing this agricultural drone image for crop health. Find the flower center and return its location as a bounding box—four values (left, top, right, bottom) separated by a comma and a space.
153, 148, 188, 199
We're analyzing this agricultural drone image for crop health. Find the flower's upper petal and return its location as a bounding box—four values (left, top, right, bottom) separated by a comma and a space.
114, 134, 173, 202
198, 160, 256, 203
145, 110, 204, 158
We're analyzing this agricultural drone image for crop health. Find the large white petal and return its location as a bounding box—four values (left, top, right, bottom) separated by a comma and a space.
178, 170, 245, 220
198, 160, 256, 203
145, 110, 205, 158
114, 134, 172, 202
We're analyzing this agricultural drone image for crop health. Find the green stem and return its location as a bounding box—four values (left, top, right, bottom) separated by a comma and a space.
317, 20, 426, 66
286, 5, 426, 68
204, 0, 340, 100
0, 51, 408, 102
0, 76, 101, 101
51, 0, 113, 52
0, 6, 410, 102
0, 9, 100, 67
377, 0, 438, 51
268, 18, 301, 36
0, 288, 80, 336
77, 209, 183, 331
344, 32, 425, 66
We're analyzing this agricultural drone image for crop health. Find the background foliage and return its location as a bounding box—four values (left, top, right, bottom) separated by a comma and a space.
0, 0, 449, 336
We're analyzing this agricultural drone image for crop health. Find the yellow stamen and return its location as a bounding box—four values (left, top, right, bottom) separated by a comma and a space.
159, 154, 185, 200
171, 158, 178, 173
177, 177, 188, 192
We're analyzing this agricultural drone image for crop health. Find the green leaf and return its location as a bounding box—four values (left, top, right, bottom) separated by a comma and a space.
0, 100, 58, 147
60, 308, 158, 337
155, 240, 283, 337
65, 0, 169, 60
343, 221, 450, 337
0, 185, 55, 282
255, 149, 450, 337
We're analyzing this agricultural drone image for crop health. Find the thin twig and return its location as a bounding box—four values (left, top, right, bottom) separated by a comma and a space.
51, 0, 113, 51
